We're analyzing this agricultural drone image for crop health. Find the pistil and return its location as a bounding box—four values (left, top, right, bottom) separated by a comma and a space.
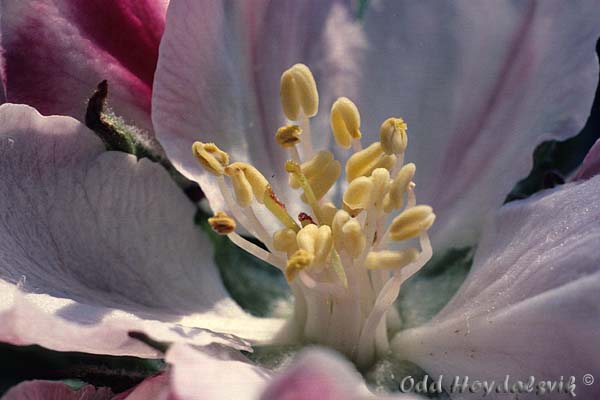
197, 63, 435, 367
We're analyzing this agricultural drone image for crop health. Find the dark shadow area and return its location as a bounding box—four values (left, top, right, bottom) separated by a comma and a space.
0, 343, 163, 395
505, 38, 600, 202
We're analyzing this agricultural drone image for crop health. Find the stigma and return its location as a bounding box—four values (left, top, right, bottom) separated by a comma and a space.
193, 63, 435, 367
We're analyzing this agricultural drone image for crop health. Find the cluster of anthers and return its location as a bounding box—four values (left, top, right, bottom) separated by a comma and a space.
193, 64, 435, 367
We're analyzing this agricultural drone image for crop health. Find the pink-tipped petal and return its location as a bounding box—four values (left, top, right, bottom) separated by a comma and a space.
152, 0, 364, 222
112, 374, 171, 400
0, 103, 283, 356
392, 176, 600, 399
359, 1, 600, 249
1, 381, 114, 400
1, 0, 168, 131
572, 138, 600, 181
260, 348, 422, 400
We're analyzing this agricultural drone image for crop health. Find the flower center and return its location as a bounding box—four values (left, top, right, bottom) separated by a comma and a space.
193, 63, 435, 367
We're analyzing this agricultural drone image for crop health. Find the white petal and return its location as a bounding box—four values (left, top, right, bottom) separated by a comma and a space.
360, 1, 600, 248
392, 177, 600, 399
152, 0, 365, 220
0, 104, 283, 355
166, 343, 271, 400
166, 344, 422, 400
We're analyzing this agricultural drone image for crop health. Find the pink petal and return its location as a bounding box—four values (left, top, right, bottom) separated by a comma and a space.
260, 348, 420, 400
0, 103, 283, 356
392, 176, 600, 399
572, 138, 600, 181
359, 1, 600, 249
1, 381, 114, 400
152, 0, 364, 219
112, 374, 171, 400
1, 0, 168, 132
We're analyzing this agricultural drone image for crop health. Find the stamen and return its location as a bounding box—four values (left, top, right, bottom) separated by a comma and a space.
191, 61, 438, 368
216, 176, 273, 249
380, 117, 408, 155
225, 162, 269, 204
330, 97, 362, 148
192, 141, 229, 176
343, 176, 373, 210
285, 161, 324, 223
285, 249, 314, 282
346, 142, 387, 182
289, 151, 341, 201
383, 163, 416, 213
389, 205, 436, 241
263, 185, 300, 232
273, 228, 299, 256
224, 165, 254, 207
208, 211, 236, 235
280, 64, 319, 121
276, 125, 303, 164
275, 125, 302, 147
365, 248, 419, 270
340, 219, 366, 258
296, 224, 334, 266
319, 202, 338, 226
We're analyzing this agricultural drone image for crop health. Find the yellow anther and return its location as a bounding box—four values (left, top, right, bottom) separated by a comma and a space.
332, 210, 351, 250
275, 125, 302, 148
371, 168, 391, 209
389, 205, 436, 241
319, 202, 338, 226
296, 224, 333, 266
224, 165, 253, 207
229, 162, 269, 203
280, 63, 319, 121
310, 162, 341, 201
384, 163, 416, 213
297, 224, 318, 254
192, 141, 229, 176
365, 248, 419, 270
330, 97, 361, 148
285, 249, 314, 282
343, 176, 373, 210
345, 142, 385, 182
263, 185, 300, 232
380, 117, 408, 155
375, 154, 397, 172
341, 219, 366, 258
202, 143, 229, 165
289, 151, 341, 201
285, 160, 324, 223
208, 211, 236, 235
273, 228, 299, 255
342, 202, 362, 218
